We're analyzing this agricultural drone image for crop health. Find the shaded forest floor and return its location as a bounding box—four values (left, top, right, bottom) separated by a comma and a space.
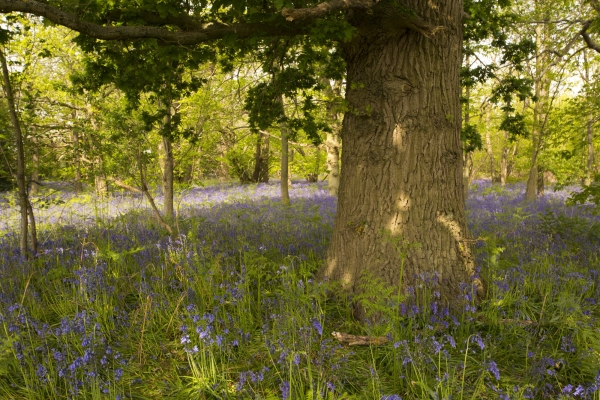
0, 180, 599, 399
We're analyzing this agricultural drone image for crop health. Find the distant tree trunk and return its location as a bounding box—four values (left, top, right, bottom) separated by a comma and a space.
280, 121, 290, 206
587, 116, 595, 185
584, 51, 595, 185
0, 49, 32, 258
462, 53, 472, 198
160, 135, 175, 220
73, 111, 83, 192
326, 131, 341, 195
525, 13, 549, 201
319, 0, 482, 319
500, 140, 518, 186
463, 152, 473, 197
181, 163, 193, 184
95, 173, 108, 196
86, 104, 108, 196
252, 130, 270, 183
485, 109, 497, 183
137, 148, 173, 235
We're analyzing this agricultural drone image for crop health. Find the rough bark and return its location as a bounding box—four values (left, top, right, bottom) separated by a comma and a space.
319, 0, 482, 316
1, 48, 32, 258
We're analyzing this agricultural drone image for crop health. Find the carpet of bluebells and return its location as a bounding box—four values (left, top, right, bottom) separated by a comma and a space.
0, 180, 599, 399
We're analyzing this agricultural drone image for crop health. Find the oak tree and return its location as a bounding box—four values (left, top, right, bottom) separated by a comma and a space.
0, 0, 506, 308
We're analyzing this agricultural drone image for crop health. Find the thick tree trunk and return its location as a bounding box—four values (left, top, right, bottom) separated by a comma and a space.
320, 1, 481, 315
1, 49, 30, 258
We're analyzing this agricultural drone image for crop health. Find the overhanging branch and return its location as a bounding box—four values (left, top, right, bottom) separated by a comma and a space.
0, 0, 308, 44
281, 0, 379, 21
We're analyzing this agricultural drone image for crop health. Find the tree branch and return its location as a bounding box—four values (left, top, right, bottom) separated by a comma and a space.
281, 0, 379, 21
0, 0, 308, 45
581, 20, 600, 53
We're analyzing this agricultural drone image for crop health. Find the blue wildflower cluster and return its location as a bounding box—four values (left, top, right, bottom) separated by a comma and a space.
0, 180, 599, 398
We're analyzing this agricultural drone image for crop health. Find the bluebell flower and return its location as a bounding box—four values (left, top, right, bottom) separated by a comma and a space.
562, 384, 573, 394
36, 364, 47, 382
311, 318, 323, 335
488, 361, 500, 381
280, 381, 290, 400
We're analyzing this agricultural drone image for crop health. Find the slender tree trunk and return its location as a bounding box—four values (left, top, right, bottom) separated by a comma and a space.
26, 199, 37, 255
525, 11, 548, 201
0, 49, 30, 258
485, 109, 496, 182
326, 131, 341, 195
462, 53, 472, 198
138, 148, 173, 235
86, 104, 108, 196
252, 130, 270, 182
587, 116, 595, 184
463, 152, 473, 198
280, 120, 290, 206
158, 94, 175, 220
319, 0, 482, 317
584, 51, 595, 185
160, 135, 175, 220
73, 111, 83, 192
